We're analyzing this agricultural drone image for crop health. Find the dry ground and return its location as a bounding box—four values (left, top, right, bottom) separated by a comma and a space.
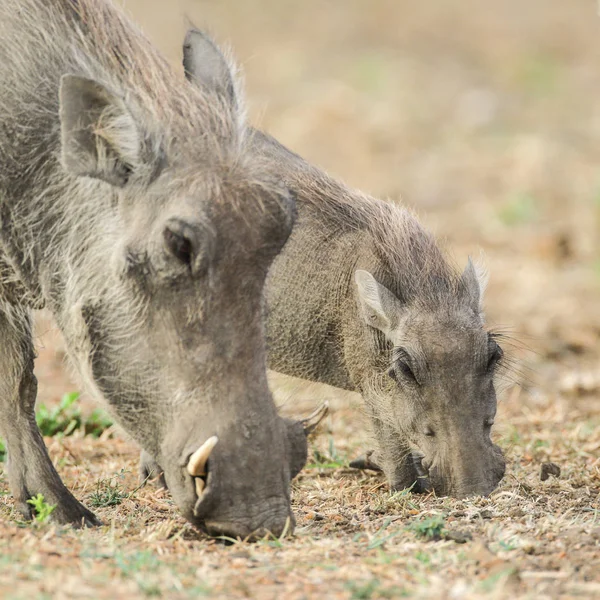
1, 0, 600, 598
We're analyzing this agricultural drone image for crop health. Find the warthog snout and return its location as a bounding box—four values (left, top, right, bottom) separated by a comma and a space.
145, 404, 327, 540
410, 440, 506, 498
184, 435, 295, 539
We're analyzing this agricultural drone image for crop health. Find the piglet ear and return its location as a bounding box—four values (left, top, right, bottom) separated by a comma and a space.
354, 270, 403, 338
460, 257, 488, 315
183, 28, 238, 110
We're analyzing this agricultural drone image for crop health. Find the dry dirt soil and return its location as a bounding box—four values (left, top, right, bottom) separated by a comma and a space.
1, 1, 600, 598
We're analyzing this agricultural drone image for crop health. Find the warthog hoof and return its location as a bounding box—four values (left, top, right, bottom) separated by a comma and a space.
13, 486, 101, 528
6, 449, 102, 528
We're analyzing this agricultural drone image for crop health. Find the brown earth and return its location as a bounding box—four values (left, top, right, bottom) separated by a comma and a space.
1, 0, 600, 598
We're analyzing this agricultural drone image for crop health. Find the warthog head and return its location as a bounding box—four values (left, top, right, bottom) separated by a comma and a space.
58, 29, 309, 538
353, 260, 506, 498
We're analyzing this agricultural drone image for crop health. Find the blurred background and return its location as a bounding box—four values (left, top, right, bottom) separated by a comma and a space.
37, 0, 600, 421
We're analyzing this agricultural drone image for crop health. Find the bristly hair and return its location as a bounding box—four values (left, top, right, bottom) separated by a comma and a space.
0, 0, 244, 167
275, 150, 466, 311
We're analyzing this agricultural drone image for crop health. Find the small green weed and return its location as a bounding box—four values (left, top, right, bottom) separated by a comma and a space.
366, 519, 401, 550
306, 436, 348, 469
495, 537, 519, 552
26, 494, 56, 524
36, 391, 112, 438
407, 515, 446, 541
0, 392, 113, 462
386, 485, 419, 512
89, 469, 129, 508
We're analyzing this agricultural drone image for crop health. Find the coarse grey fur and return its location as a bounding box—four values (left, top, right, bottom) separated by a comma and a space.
0, 0, 308, 539
184, 30, 506, 499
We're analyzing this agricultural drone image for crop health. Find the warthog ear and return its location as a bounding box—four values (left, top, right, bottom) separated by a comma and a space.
460, 257, 488, 316
59, 75, 162, 187
355, 270, 403, 338
183, 28, 238, 110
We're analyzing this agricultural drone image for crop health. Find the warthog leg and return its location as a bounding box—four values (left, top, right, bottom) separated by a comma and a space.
0, 305, 100, 527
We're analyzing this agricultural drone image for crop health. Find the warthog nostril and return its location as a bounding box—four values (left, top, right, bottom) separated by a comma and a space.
187, 436, 218, 497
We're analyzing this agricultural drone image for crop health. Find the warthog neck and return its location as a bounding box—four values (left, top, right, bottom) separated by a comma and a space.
265, 208, 360, 391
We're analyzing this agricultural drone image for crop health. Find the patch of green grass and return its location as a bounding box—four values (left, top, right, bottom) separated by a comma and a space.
306, 436, 348, 469
0, 392, 113, 463
89, 469, 129, 508
36, 391, 112, 438
26, 494, 56, 524
498, 192, 537, 226
414, 550, 432, 565
407, 515, 446, 541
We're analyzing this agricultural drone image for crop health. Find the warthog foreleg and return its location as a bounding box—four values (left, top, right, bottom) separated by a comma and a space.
0, 305, 100, 527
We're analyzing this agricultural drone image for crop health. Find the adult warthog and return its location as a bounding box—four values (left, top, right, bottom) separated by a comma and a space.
182, 30, 506, 500
0, 0, 311, 539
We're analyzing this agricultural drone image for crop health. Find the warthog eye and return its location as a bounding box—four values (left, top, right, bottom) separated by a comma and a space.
163, 222, 194, 266
487, 339, 504, 371
390, 347, 419, 384
484, 418, 495, 428
388, 361, 417, 384
397, 360, 416, 381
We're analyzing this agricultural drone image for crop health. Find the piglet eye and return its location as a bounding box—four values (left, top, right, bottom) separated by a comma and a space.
397, 360, 416, 382
487, 341, 504, 371
484, 418, 495, 428
390, 348, 419, 384
424, 426, 435, 437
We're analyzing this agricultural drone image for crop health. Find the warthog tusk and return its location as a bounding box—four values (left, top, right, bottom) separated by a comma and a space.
187, 435, 219, 477
301, 401, 329, 436
195, 477, 205, 497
